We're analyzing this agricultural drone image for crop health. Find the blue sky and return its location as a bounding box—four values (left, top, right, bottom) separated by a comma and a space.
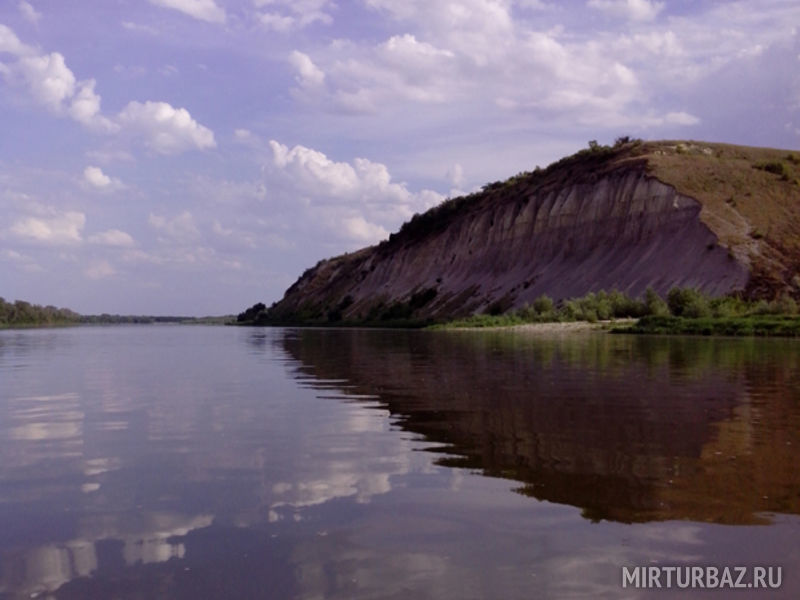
1, 0, 798, 315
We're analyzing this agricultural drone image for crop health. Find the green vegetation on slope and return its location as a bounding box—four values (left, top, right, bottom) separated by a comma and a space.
433, 287, 800, 337
618, 315, 800, 337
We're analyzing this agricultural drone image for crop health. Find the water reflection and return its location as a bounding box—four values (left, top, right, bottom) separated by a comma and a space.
0, 326, 798, 599
281, 329, 800, 525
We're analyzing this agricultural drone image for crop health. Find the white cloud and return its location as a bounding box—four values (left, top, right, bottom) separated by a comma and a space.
121, 21, 160, 35
364, 0, 514, 65
255, 0, 334, 31
71, 80, 119, 132
83, 165, 124, 190
664, 111, 700, 126
70, 79, 102, 124
10, 210, 85, 245
0, 23, 31, 55
17, 52, 75, 112
148, 0, 226, 23
515, 0, 550, 9
267, 140, 443, 245
118, 101, 216, 154
88, 229, 135, 247
19, 1, 42, 24
587, 0, 664, 22
260, 13, 296, 32
234, 128, 254, 141
288, 51, 325, 88
2, 31, 117, 132
1, 27, 212, 153
84, 166, 111, 188
149, 211, 200, 241
340, 216, 390, 243
290, 0, 728, 127
84, 259, 115, 279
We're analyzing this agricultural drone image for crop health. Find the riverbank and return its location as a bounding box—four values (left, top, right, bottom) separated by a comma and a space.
614, 314, 800, 337
438, 319, 633, 333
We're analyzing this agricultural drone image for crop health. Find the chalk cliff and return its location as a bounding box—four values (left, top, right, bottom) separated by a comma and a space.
263, 140, 800, 324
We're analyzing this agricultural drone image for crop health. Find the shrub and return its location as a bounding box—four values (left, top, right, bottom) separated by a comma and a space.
532, 294, 554, 314
608, 289, 644, 317
237, 302, 267, 323
516, 303, 537, 320
769, 295, 798, 315
667, 287, 711, 318
754, 160, 791, 180
710, 296, 747, 318
643, 287, 670, 316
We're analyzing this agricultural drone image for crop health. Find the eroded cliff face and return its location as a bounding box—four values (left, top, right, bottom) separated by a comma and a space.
270, 167, 748, 323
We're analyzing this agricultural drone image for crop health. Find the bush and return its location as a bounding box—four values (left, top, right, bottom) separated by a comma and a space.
237, 302, 267, 323
532, 294, 554, 314
667, 287, 711, 318
643, 287, 670, 316
710, 296, 747, 318
768, 295, 798, 315
754, 160, 791, 180
516, 303, 537, 320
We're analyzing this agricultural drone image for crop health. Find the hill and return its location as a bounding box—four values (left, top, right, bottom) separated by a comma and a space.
251, 139, 800, 325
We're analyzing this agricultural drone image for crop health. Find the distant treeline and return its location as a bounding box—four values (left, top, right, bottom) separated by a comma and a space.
0, 297, 80, 327
80, 314, 234, 325
1, 297, 233, 328
80, 314, 190, 324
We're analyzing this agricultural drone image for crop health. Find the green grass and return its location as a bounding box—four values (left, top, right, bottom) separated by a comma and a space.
614, 315, 800, 337
431, 287, 800, 336
429, 313, 532, 329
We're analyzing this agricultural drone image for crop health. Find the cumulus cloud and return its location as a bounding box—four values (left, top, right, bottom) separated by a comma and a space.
84, 166, 111, 188
9, 210, 85, 245
19, 1, 42, 24
287, 0, 730, 128
83, 165, 124, 190
587, 0, 664, 22
148, 0, 226, 23
3, 52, 116, 134
88, 229, 135, 247
288, 51, 325, 88
267, 140, 443, 245
16, 52, 75, 112
70, 79, 119, 132
340, 216, 390, 243
364, 0, 514, 65
1, 25, 212, 151
0, 23, 31, 55
118, 101, 216, 154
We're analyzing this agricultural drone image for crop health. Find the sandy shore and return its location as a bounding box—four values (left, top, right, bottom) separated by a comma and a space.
449, 319, 636, 333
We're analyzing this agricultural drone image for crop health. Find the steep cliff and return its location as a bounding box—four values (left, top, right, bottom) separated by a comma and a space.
265, 140, 800, 324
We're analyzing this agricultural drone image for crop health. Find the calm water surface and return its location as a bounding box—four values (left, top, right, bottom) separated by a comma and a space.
0, 325, 798, 599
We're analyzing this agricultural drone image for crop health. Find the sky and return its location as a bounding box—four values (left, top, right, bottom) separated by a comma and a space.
1, 0, 799, 315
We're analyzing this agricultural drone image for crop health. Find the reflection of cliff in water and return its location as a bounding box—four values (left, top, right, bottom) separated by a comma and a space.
282, 329, 800, 525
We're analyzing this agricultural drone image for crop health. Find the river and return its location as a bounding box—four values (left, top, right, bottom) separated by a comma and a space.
0, 325, 798, 598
